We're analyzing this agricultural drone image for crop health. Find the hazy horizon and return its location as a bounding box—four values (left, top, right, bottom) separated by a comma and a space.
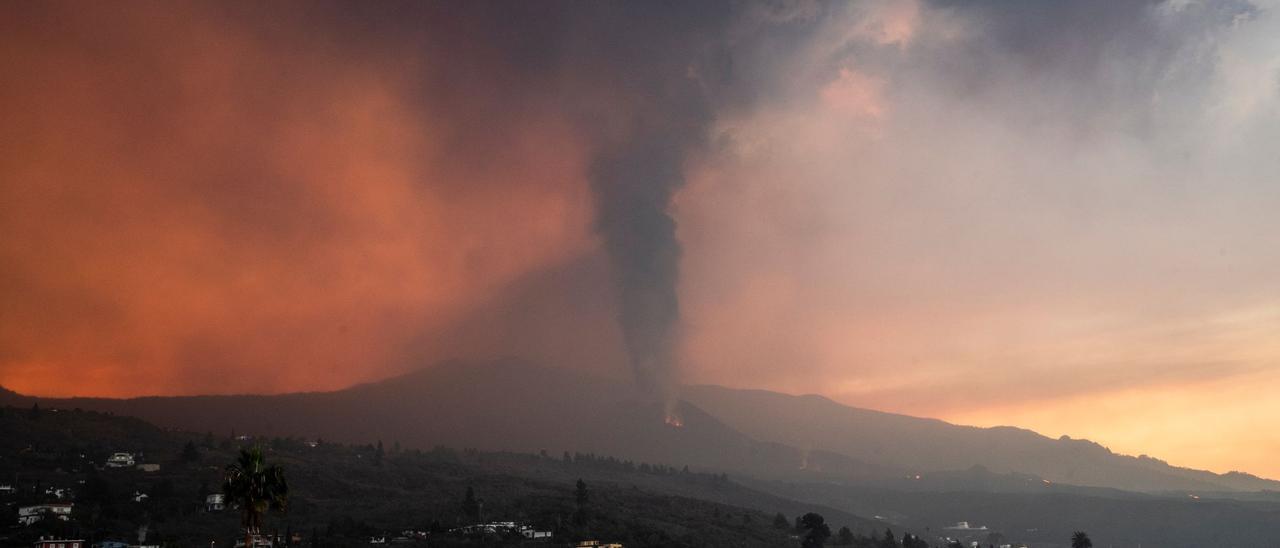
4, 0, 1280, 481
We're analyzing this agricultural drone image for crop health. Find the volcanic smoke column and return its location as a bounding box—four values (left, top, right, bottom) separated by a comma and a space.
590, 105, 710, 405
592, 133, 686, 403
566, 1, 742, 410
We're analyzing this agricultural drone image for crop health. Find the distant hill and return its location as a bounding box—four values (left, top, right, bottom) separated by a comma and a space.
755, 479, 1280, 548
0, 362, 857, 482
9, 386, 1280, 548
681, 384, 1280, 493
4, 360, 1276, 495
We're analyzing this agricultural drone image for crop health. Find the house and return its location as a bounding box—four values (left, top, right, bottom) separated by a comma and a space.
18, 503, 74, 525
132, 491, 148, 503
205, 493, 226, 512
576, 541, 623, 548
44, 487, 73, 500
448, 521, 551, 539
0, 484, 16, 495
93, 541, 128, 548
945, 521, 988, 531
232, 535, 274, 548
33, 538, 84, 548
521, 528, 553, 539
104, 453, 135, 468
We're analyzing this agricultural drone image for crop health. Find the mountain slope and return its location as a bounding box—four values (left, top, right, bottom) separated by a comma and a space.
3, 361, 1274, 494
682, 384, 1280, 493
1, 361, 869, 481
754, 479, 1280, 548
0, 404, 886, 547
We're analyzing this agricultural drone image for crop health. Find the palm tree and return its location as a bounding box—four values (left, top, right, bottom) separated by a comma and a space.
1071, 531, 1093, 548
223, 446, 288, 548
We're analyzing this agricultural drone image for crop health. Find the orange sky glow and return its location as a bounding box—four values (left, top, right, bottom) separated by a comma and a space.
4, 1, 1280, 479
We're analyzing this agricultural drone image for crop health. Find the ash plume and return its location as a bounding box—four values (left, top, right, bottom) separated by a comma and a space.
591, 126, 700, 400
562, 2, 735, 399
0, 0, 796, 397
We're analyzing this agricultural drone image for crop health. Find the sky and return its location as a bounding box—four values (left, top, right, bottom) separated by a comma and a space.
3, 1, 1280, 478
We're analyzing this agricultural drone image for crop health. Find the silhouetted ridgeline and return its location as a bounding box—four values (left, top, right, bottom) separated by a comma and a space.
3, 361, 1275, 496
6, 399, 1280, 547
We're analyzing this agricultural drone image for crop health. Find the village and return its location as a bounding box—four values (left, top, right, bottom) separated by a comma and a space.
3, 435, 644, 548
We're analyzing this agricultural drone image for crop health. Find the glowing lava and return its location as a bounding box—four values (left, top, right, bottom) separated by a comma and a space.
664, 414, 684, 428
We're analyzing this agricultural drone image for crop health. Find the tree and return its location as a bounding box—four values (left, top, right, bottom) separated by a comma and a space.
1071, 531, 1093, 548
462, 486, 480, 520
880, 528, 897, 548
836, 526, 855, 546
985, 532, 1007, 547
573, 479, 590, 525
773, 512, 790, 529
181, 441, 201, 463
28, 402, 41, 420
375, 440, 385, 467
82, 471, 114, 506
223, 446, 289, 548
903, 533, 929, 548
575, 479, 589, 507
800, 513, 832, 548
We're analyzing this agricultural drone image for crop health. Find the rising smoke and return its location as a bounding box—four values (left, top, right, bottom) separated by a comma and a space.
558, 2, 739, 399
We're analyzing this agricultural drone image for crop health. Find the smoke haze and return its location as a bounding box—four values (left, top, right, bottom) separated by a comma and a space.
4, 0, 1280, 477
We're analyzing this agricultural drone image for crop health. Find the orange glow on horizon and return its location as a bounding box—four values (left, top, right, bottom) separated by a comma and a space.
5, 0, 1280, 485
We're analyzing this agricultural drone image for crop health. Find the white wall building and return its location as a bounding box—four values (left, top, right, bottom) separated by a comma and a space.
206, 493, 226, 512
105, 453, 135, 468
18, 504, 73, 525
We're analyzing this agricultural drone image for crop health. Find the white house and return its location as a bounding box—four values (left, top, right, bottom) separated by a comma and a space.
232, 535, 274, 548
105, 453, 135, 468
521, 527, 553, 539
18, 503, 73, 525
206, 493, 226, 512
44, 487, 73, 499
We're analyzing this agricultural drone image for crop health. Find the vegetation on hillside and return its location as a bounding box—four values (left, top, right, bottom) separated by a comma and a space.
0, 405, 898, 547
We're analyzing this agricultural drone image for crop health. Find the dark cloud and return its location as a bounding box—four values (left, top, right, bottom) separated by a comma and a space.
0, 1, 801, 397
913, 0, 1256, 133
6, 0, 1280, 479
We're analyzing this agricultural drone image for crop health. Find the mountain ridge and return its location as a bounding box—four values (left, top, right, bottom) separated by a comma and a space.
3, 360, 1274, 494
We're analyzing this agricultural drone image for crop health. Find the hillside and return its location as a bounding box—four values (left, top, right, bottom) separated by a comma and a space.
681, 385, 1280, 493
0, 405, 884, 547
752, 480, 1280, 548
8, 401, 1280, 547
0, 362, 891, 485
3, 360, 1275, 495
